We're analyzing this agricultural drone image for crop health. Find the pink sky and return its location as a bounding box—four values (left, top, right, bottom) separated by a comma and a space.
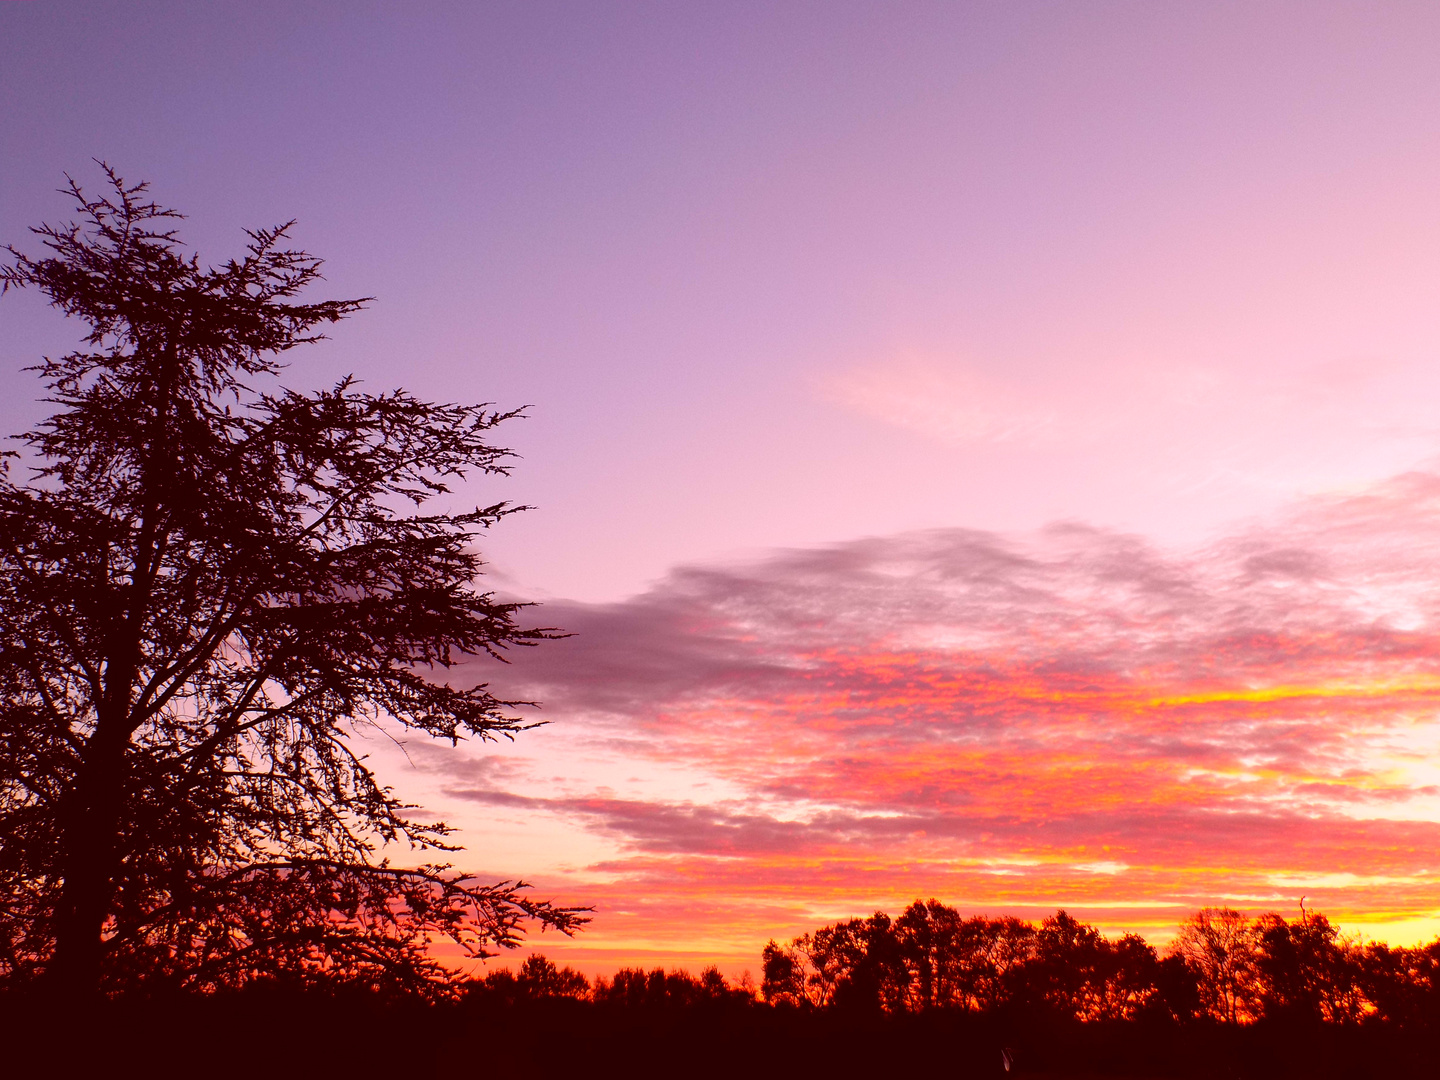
6, 2, 1440, 974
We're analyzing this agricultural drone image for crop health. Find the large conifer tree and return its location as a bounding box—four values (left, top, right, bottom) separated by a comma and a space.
0, 166, 582, 996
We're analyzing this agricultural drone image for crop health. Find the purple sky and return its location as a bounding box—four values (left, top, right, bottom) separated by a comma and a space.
9, 2, 1440, 604
8, 2, 1440, 968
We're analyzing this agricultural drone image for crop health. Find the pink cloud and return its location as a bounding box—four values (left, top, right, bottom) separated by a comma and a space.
431, 471, 1440, 970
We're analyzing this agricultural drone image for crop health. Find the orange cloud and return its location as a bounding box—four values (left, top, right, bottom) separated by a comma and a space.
432, 474, 1440, 975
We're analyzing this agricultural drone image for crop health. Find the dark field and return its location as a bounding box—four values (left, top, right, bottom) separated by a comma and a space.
4, 991, 1434, 1079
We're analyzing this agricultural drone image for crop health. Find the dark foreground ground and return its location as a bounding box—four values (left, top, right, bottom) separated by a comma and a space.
4, 991, 1435, 1079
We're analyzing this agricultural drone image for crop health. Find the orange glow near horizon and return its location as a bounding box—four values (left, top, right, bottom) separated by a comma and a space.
399, 476, 1440, 978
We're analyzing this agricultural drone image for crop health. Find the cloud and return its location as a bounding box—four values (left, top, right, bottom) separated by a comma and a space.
827, 353, 1440, 452
824, 361, 1060, 445
430, 471, 1440, 961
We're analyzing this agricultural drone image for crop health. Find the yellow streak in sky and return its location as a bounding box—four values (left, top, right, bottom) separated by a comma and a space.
1141, 675, 1440, 709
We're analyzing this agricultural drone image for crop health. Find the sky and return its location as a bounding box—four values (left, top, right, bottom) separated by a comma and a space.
6, 0, 1440, 976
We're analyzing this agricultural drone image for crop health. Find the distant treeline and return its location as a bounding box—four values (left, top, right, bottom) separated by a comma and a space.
757, 902, 1440, 1025
9, 904, 1440, 1078
472, 901, 1440, 1028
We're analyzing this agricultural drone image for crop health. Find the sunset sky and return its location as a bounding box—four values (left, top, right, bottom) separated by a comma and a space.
6, 1, 1440, 976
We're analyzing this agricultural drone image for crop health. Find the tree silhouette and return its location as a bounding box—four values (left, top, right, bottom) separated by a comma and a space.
894, 899, 964, 1010
1256, 906, 1366, 1023
0, 165, 584, 997
1165, 907, 1259, 1023
473, 953, 591, 1003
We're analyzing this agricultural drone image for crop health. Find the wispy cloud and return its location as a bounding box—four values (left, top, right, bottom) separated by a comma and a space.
821, 355, 1440, 505
824, 361, 1061, 445
426, 472, 1440, 968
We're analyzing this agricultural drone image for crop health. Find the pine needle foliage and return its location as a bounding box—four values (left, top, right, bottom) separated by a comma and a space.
0, 165, 584, 997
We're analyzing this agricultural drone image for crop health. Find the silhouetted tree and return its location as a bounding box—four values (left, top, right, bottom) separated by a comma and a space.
473, 953, 590, 1004
963, 914, 1037, 1011
761, 913, 907, 1011
760, 938, 808, 1006
836, 912, 909, 1011
764, 926, 845, 1008
1153, 952, 1202, 1022
592, 965, 748, 1008
0, 166, 583, 997
1096, 932, 1166, 1021
894, 898, 965, 1010
1256, 906, 1365, 1023
1169, 907, 1260, 1023
1022, 910, 1161, 1020
1027, 909, 1108, 1016
515, 953, 591, 999
1359, 939, 1440, 1026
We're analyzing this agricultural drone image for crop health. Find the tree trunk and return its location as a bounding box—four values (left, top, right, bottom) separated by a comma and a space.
50, 347, 169, 994
49, 721, 129, 996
